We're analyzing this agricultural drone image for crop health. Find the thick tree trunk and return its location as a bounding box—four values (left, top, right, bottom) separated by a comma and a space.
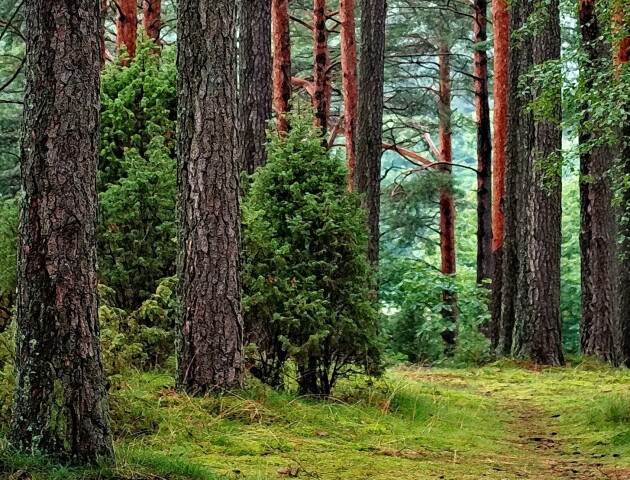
355, 0, 386, 266
116, 0, 138, 61
177, 0, 244, 393
340, 0, 358, 188
473, 0, 493, 289
438, 44, 458, 351
313, 0, 331, 135
491, 0, 508, 351
272, 0, 292, 133
9, 0, 113, 464
240, 0, 273, 174
507, 0, 564, 365
578, 0, 619, 365
142, 0, 161, 46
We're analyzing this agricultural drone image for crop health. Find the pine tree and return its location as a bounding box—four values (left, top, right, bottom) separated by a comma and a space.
116, 0, 138, 61
272, 0, 292, 132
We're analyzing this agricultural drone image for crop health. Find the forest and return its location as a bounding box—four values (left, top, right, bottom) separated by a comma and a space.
1, 0, 630, 478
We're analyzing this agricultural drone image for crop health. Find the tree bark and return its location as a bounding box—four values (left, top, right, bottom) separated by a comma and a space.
116, 0, 138, 61
438, 43, 458, 352
340, 0, 358, 189
272, 0, 292, 133
578, 0, 620, 365
490, 0, 508, 351
355, 0, 386, 266
507, 0, 564, 366
239, 0, 273, 174
9, 0, 113, 464
177, 0, 244, 393
142, 0, 161, 46
313, 0, 331, 136
473, 0, 493, 289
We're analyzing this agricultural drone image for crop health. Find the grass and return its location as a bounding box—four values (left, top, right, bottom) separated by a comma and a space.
3, 360, 630, 479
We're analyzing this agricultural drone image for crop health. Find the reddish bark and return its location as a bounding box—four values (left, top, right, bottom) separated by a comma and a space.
340, 0, 358, 189
313, 0, 331, 135
272, 0, 292, 132
438, 43, 457, 351
116, 0, 138, 61
142, 0, 161, 46
490, 0, 508, 348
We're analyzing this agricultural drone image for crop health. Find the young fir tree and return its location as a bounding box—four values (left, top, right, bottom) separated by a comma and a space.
243, 114, 382, 397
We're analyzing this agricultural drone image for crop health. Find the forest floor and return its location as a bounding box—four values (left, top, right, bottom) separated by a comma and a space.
3, 360, 630, 479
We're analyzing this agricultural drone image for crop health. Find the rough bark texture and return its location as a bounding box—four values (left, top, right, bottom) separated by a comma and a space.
438, 44, 458, 351
177, 0, 244, 393
578, 0, 620, 365
272, 0, 292, 133
116, 0, 137, 61
506, 0, 564, 366
9, 0, 113, 464
142, 0, 161, 45
355, 0, 386, 266
490, 0, 508, 350
473, 0, 493, 288
340, 0, 358, 189
239, 0, 273, 174
313, 0, 331, 135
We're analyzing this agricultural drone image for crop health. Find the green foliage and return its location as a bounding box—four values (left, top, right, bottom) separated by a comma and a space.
99, 277, 178, 379
242, 114, 382, 396
99, 39, 177, 309
561, 177, 581, 353
0, 196, 18, 303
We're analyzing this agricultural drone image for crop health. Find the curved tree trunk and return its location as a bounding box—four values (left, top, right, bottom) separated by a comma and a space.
340, 0, 358, 189
116, 0, 138, 61
355, 0, 387, 267
272, 0, 292, 133
491, 0, 508, 351
240, 0, 273, 174
473, 0, 493, 290
177, 0, 244, 393
142, 0, 161, 46
578, 0, 619, 365
508, 0, 564, 365
313, 0, 331, 135
9, 0, 113, 464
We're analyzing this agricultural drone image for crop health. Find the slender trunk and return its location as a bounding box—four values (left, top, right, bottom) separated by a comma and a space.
508, 0, 564, 365
355, 0, 387, 266
9, 0, 113, 463
313, 0, 331, 135
491, 0, 509, 351
578, 0, 619, 365
116, 0, 138, 61
142, 0, 161, 46
177, 0, 244, 393
240, 0, 273, 174
272, 0, 292, 132
438, 43, 458, 352
340, 0, 358, 189
473, 0, 493, 289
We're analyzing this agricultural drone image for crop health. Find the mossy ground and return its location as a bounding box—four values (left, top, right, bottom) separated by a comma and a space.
3, 360, 630, 479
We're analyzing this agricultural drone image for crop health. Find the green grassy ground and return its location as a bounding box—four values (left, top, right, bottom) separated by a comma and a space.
3, 360, 630, 479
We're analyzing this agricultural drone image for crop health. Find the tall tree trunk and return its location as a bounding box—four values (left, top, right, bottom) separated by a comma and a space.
473, 0, 493, 289
313, 0, 331, 135
507, 0, 564, 365
340, 0, 358, 189
272, 0, 292, 133
177, 0, 244, 393
116, 0, 138, 61
355, 0, 386, 266
578, 0, 619, 365
9, 0, 113, 464
142, 0, 161, 46
240, 0, 273, 174
491, 0, 509, 351
438, 43, 458, 351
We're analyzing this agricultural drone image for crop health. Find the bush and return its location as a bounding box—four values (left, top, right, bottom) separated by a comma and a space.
242, 114, 383, 396
0, 196, 18, 321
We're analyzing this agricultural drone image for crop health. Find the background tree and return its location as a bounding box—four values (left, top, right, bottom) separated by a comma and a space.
143, 0, 161, 45
9, 0, 113, 462
272, 0, 292, 132
116, 0, 138, 60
